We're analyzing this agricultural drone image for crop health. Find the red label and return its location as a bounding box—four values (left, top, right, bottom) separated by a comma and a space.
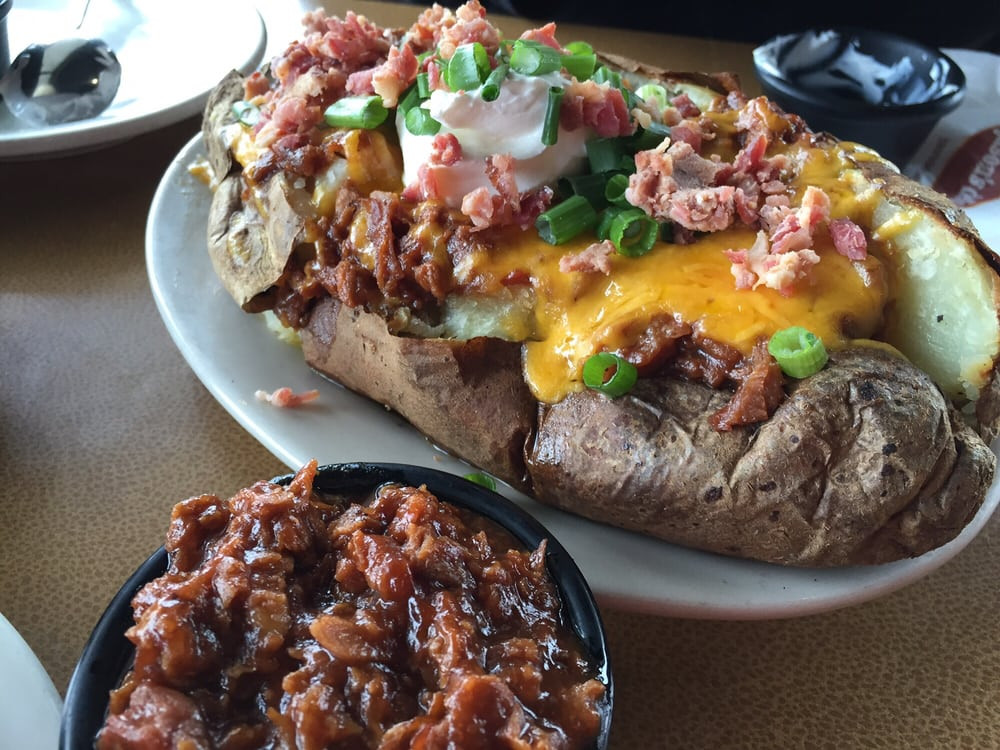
932, 126, 1000, 207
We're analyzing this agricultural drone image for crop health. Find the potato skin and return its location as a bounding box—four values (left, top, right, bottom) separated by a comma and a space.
527, 348, 994, 566
299, 293, 994, 565
301, 297, 537, 491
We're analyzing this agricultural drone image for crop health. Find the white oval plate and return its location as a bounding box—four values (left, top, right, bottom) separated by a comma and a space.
0, 613, 62, 750
146, 134, 1000, 619
0, 0, 266, 159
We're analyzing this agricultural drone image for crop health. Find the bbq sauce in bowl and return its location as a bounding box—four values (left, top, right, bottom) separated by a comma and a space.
62, 462, 612, 750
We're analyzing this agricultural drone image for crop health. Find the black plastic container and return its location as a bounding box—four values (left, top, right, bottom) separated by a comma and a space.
0, 0, 11, 77
60, 463, 613, 749
753, 27, 966, 166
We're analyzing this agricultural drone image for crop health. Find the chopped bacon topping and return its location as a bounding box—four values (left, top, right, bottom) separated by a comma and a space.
460, 159, 554, 232
560, 80, 635, 138
830, 218, 868, 260
302, 10, 390, 69
670, 93, 701, 119
429, 133, 463, 166
255, 387, 320, 408
726, 229, 821, 296
667, 186, 737, 232
485, 153, 520, 211
559, 241, 615, 275
519, 22, 564, 51
346, 44, 419, 107
437, 0, 502, 60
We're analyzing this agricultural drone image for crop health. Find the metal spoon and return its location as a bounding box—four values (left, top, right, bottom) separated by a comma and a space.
0, 36, 121, 127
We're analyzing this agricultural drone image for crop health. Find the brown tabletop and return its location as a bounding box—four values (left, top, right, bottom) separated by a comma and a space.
1, 1, 998, 747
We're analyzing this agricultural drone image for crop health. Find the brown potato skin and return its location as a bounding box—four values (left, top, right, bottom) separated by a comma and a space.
299, 295, 994, 565
301, 297, 537, 492
528, 348, 994, 566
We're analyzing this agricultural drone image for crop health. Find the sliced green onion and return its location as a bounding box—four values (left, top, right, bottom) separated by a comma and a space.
446, 42, 490, 91
231, 101, 260, 127
558, 172, 610, 209
582, 352, 638, 397
586, 137, 627, 174
404, 106, 441, 136
481, 63, 508, 101
536, 195, 598, 245
510, 40, 562, 76
416, 71, 431, 99
596, 206, 626, 241
397, 84, 421, 116
618, 154, 637, 174
542, 86, 564, 146
561, 52, 597, 81
604, 173, 631, 207
323, 95, 389, 129
609, 208, 658, 257
591, 65, 622, 89
659, 222, 675, 243
767, 327, 828, 378
464, 472, 497, 491
564, 40, 594, 56
635, 82, 669, 111
632, 121, 672, 152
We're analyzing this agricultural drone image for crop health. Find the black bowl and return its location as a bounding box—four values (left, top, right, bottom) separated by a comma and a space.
60, 463, 613, 749
753, 27, 965, 165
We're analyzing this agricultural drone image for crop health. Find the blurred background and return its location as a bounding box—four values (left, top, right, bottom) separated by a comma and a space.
390, 0, 1000, 52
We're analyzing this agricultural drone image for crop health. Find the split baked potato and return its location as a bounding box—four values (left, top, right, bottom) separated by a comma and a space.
199, 2, 1000, 566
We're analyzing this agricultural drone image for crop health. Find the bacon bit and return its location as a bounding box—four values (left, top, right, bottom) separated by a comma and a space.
559, 240, 615, 275
733, 133, 768, 173
406, 4, 453, 52
669, 123, 702, 152
461, 181, 554, 231
402, 162, 442, 202
519, 22, 564, 51
727, 229, 820, 296
243, 72, 270, 98
485, 153, 520, 210
560, 80, 635, 138
255, 387, 320, 408
830, 218, 868, 260
461, 187, 496, 229
671, 93, 701, 119
308, 11, 390, 70
346, 45, 419, 107
437, 0, 502, 60
769, 186, 830, 255
429, 133, 463, 166
667, 186, 736, 232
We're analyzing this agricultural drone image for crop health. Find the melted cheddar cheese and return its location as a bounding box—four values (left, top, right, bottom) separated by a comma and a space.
457, 137, 891, 403
228, 103, 895, 405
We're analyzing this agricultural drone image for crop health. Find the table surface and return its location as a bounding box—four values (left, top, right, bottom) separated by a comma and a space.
2, 1, 998, 747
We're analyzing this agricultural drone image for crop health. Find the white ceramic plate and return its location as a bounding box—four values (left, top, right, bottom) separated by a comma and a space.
0, 0, 266, 159
0, 613, 62, 750
146, 134, 1000, 619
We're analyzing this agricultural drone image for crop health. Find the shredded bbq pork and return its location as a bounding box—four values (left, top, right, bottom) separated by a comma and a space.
97, 462, 606, 749
230, 1, 876, 431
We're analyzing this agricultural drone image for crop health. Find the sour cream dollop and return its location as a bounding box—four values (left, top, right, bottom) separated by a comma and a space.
397, 71, 587, 207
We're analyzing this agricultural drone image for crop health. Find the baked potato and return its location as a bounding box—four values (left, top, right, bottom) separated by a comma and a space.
200, 2, 1000, 566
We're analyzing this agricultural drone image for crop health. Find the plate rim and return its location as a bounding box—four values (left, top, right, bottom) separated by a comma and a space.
0, 0, 267, 159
